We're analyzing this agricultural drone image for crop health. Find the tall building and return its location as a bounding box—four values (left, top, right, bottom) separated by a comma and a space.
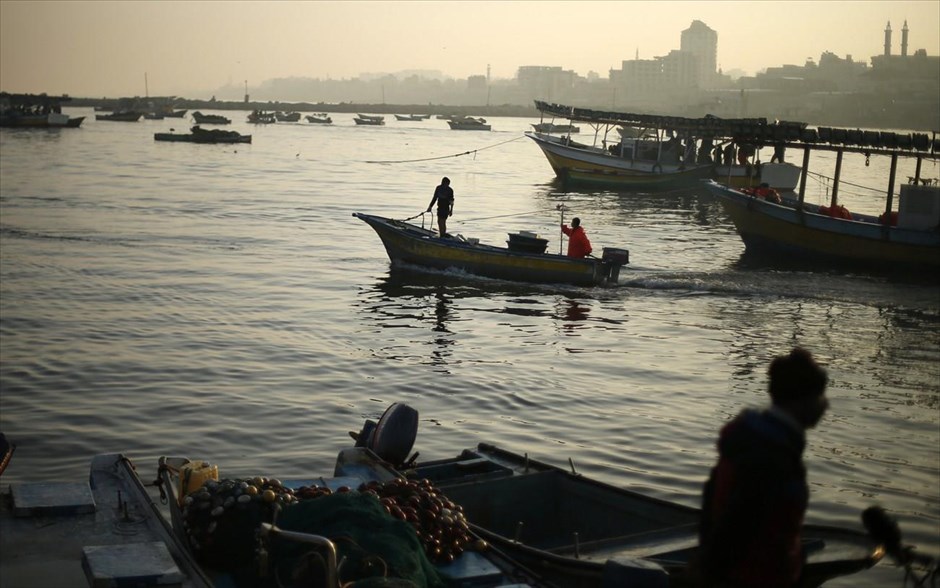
680, 20, 718, 88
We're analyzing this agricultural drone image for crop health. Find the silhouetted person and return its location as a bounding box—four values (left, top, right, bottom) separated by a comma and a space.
426, 177, 454, 237
699, 348, 829, 588
771, 143, 786, 163
561, 217, 592, 258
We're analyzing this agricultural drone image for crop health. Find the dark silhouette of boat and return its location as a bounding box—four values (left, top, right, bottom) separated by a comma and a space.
191, 111, 231, 125
154, 126, 251, 144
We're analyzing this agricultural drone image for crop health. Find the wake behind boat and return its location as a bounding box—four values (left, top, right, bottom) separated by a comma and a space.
353, 212, 629, 286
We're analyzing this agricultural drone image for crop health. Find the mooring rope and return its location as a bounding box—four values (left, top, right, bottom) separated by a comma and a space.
365, 135, 527, 164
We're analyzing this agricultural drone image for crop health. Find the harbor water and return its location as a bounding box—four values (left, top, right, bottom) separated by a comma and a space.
1, 109, 938, 586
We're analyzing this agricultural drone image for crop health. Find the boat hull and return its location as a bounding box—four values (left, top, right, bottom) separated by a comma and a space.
0, 113, 85, 128
528, 131, 712, 189
354, 213, 623, 286
703, 180, 940, 269
409, 443, 885, 588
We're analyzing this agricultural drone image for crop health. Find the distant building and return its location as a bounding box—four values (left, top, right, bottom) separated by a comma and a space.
681, 20, 718, 88
517, 66, 577, 102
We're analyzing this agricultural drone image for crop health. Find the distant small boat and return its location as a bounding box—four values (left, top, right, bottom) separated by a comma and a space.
247, 110, 276, 124
306, 113, 332, 124
95, 111, 143, 122
532, 122, 580, 134
154, 125, 251, 144
275, 111, 301, 122
448, 117, 491, 131
394, 114, 426, 122
191, 111, 231, 125
354, 114, 385, 126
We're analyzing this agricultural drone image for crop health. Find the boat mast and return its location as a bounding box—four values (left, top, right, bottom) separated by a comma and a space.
830, 150, 844, 207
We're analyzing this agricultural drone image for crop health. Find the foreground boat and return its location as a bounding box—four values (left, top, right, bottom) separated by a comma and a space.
154, 126, 251, 144
1, 453, 210, 587
353, 212, 630, 286
402, 442, 885, 588
4, 402, 926, 588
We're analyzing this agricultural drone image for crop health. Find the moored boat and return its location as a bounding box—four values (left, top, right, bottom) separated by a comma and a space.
95, 110, 144, 122
530, 100, 805, 191
532, 122, 580, 134
395, 114, 427, 121
703, 179, 940, 270
274, 111, 301, 122
191, 111, 231, 125
306, 113, 332, 124
448, 116, 491, 131
353, 212, 629, 286
154, 125, 251, 144
0, 93, 85, 128
354, 114, 385, 125
247, 109, 276, 124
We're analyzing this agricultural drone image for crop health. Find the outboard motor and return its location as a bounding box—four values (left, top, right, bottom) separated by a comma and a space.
352, 403, 419, 466
602, 247, 630, 283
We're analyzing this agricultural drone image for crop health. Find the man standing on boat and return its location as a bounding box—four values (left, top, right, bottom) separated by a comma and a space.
427, 177, 454, 237
698, 348, 830, 588
561, 217, 592, 258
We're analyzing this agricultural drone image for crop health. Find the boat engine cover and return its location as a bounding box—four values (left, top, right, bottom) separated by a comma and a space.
369, 403, 419, 465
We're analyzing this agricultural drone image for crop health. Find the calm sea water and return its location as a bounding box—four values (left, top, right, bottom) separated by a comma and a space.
1, 109, 938, 585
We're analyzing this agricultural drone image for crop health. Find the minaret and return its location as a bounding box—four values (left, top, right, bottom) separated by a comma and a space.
901, 20, 909, 56
884, 21, 892, 56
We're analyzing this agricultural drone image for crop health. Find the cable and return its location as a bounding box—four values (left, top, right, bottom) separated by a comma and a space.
364, 135, 527, 164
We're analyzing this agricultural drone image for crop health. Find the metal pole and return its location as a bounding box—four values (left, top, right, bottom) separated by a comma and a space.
884, 153, 898, 223
797, 146, 811, 208
831, 150, 844, 207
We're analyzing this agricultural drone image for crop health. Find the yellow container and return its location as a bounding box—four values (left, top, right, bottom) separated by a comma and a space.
178, 461, 219, 500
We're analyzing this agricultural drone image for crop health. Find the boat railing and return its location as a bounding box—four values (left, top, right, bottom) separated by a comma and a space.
258, 521, 340, 588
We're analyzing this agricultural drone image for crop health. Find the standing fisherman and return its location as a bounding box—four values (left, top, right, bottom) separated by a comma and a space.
426, 177, 454, 237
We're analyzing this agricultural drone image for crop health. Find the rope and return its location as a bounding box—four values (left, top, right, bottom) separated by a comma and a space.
364, 135, 527, 164
459, 209, 558, 223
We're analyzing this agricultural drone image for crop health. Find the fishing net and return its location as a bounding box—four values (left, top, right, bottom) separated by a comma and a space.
270, 492, 444, 588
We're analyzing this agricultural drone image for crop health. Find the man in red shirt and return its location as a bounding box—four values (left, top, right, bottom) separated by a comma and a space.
561, 217, 592, 258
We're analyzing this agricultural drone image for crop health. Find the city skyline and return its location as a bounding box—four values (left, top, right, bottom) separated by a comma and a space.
2, 1, 939, 99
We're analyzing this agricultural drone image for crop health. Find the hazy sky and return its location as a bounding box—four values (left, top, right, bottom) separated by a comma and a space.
2, 1, 938, 98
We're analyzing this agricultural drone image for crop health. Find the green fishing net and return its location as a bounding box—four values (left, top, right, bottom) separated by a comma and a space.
270, 492, 444, 588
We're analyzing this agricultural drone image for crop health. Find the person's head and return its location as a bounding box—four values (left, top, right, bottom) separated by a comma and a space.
768, 348, 829, 428
571, 217, 581, 228
441, 177, 450, 186
759, 182, 770, 188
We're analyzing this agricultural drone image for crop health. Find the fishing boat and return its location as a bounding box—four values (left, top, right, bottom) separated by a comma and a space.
95, 110, 144, 122
529, 100, 804, 191
191, 111, 231, 125
247, 109, 276, 124
0, 93, 85, 128
154, 126, 251, 144
448, 117, 491, 131
702, 127, 940, 270
353, 212, 630, 286
532, 122, 580, 134
398, 443, 885, 588
0, 452, 211, 587
275, 111, 301, 122
395, 114, 427, 122
354, 114, 385, 126
0, 403, 926, 588
306, 113, 332, 124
